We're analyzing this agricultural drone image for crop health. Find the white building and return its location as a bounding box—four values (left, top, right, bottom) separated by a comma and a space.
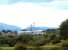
18, 23, 46, 35
18, 30, 46, 35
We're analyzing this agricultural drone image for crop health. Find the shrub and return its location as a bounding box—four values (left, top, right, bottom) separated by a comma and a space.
14, 44, 26, 50
35, 47, 41, 50
62, 47, 68, 50
62, 40, 68, 47
52, 39, 61, 44
50, 47, 60, 50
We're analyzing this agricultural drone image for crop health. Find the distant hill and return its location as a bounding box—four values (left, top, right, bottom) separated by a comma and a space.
0, 23, 21, 32
0, 23, 56, 32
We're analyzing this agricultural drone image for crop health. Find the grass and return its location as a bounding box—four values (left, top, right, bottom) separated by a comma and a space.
0, 42, 66, 50
0, 44, 65, 50
0, 42, 62, 50
1, 47, 14, 50
0, 46, 61, 50
0, 43, 62, 50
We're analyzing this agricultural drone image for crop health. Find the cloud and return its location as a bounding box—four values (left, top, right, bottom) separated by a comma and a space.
0, 0, 20, 4
40, 0, 68, 10
0, 2, 67, 28
0, 0, 68, 28
0, 0, 53, 4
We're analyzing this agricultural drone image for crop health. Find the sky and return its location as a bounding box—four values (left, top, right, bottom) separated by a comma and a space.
0, 0, 68, 28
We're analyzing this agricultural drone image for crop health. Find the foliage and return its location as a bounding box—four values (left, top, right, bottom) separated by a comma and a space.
61, 40, 68, 47
59, 19, 68, 39
0, 35, 17, 47
52, 36, 61, 44
14, 44, 26, 50
43, 32, 61, 44
17, 33, 33, 45
61, 40, 68, 50
31, 34, 47, 46
6, 35, 17, 47
35, 47, 41, 50
50, 47, 60, 50
0, 29, 61, 47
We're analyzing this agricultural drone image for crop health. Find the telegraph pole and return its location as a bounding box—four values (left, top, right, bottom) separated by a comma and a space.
31, 22, 35, 34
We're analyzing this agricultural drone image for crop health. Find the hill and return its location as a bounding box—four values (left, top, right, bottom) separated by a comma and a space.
0, 23, 21, 32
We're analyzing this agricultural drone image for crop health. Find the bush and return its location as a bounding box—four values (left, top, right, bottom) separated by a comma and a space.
62, 40, 68, 47
35, 47, 41, 50
52, 39, 61, 44
50, 47, 60, 50
14, 44, 26, 50
62, 47, 68, 50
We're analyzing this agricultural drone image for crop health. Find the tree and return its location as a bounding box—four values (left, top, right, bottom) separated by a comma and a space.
2, 30, 8, 33
7, 30, 12, 33
60, 19, 68, 39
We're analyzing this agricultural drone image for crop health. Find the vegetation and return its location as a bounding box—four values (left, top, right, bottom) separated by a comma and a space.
61, 40, 68, 47
14, 44, 26, 50
0, 19, 68, 50
59, 19, 68, 39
